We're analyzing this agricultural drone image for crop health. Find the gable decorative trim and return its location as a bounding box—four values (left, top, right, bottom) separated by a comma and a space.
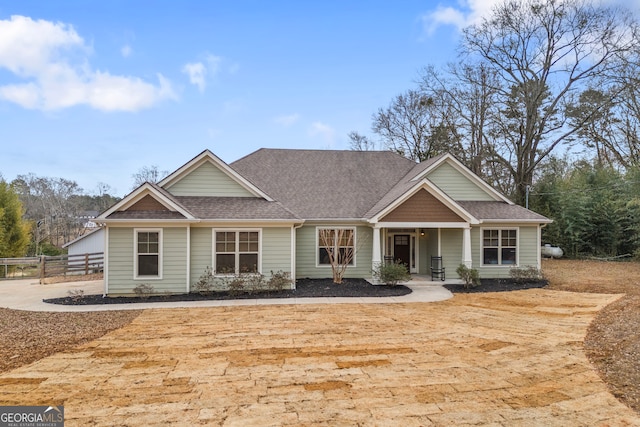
97, 183, 195, 221
370, 179, 479, 225
380, 189, 465, 223
158, 149, 273, 201
410, 153, 511, 204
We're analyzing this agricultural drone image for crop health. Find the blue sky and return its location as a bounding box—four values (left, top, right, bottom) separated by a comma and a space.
0, 0, 635, 197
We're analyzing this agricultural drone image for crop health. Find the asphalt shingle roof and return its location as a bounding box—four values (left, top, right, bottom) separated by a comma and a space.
231, 149, 418, 219
108, 149, 550, 223
457, 201, 551, 222
107, 210, 186, 220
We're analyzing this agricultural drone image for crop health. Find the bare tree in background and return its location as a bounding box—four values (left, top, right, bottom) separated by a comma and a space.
461, 0, 639, 204
131, 165, 169, 189
372, 89, 454, 162
347, 131, 377, 151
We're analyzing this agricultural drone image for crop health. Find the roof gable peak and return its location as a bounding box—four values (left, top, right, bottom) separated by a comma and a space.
410, 153, 511, 204
97, 182, 194, 220
158, 149, 273, 200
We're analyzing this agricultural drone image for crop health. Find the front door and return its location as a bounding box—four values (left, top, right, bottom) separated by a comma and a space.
393, 234, 411, 271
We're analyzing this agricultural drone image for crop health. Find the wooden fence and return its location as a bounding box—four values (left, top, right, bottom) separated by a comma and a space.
0, 253, 104, 279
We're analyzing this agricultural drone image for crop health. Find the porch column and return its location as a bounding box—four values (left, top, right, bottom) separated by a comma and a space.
462, 226, 472, 267
371, 225, 382, 270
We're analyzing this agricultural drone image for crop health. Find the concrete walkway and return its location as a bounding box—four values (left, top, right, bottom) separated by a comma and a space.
0, 277, 454, 312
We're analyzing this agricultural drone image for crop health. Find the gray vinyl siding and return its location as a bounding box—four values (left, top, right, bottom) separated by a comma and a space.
296, 225, 373, 279
418, 229, 438, 275
107, 228, 134, 290
440, 228, 463, 276
262, 228, 293, 282
427, 162, 495, 201
166, 162, 255, 197
190, 227, 213, 288
188, 226, 292, 290
471, 225, 540, 279
107, 227, 188, 295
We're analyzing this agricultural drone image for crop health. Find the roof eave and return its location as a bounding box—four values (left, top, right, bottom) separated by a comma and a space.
479, 218, 553, 224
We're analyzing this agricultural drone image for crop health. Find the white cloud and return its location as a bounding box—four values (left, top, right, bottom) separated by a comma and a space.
182, 62, 206, 92
182, 53, 223, 93
309, 121, 336, 146
0, 15, 175, 112
274, 113, 300, 127
421, 0, 501, 35
121, 44, 132, 58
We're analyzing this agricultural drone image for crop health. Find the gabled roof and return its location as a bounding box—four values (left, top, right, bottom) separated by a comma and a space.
159, 149, 274, 201
99, 148, 550, 224
370, 179, 480, 224
97, 182, 195, 221
364, 155, 443, 218
232, 149, 417, 219
409, 153, 511, 204
62, 226, 104, 248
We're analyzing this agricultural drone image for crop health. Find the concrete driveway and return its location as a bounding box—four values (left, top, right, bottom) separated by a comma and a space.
0, 278, 453, 311
0, 289, 638, 426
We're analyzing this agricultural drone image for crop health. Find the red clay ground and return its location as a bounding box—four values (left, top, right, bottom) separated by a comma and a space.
0, 260, 638, 425
544, 258, 640, 413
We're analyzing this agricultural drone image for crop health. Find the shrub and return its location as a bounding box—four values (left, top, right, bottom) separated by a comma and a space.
193, 266, 215, 295
456, 264, 480, 289
243, 273, 266, 293
133, 283, 155, 299
227, 276, 246, 296
372, 261, 411, 286
67, 289, 85, 302
267, 270, 292, 291
509, 266, 544, 282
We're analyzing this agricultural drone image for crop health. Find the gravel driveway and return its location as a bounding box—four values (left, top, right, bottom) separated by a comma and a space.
0, 289, 638, 426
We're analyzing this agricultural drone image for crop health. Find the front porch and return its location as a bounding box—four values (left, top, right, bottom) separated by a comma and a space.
404, 274, 464, 286
370, 225, 473, 279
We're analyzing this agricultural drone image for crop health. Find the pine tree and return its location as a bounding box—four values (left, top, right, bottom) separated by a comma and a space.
0, 179, 30, 258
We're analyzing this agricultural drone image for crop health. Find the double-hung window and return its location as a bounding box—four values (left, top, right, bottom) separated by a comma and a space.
317, 227, 355, 266
214, 230, 260, 274
482, 229, 517, 265
135, 229, 162, 278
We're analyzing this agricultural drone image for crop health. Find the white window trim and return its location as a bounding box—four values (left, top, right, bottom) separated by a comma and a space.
212, 229, 262, 275
316, 226, 357, 268
480, 227, 519, 267
134, 228, 163, 280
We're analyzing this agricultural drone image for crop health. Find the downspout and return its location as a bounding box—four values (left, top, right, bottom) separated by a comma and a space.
186, 225, 191, 293
538, 223, 547, 270
103, 226, 109, 297
291, 223, 304, 288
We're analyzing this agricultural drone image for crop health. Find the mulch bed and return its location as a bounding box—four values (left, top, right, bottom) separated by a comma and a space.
0, 308, 141, 373
445, 279, 548, 293
43, 278, 412, 305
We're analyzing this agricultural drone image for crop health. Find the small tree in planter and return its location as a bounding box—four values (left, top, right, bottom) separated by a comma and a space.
318, 228, 368, 284
372, 260, 411, 286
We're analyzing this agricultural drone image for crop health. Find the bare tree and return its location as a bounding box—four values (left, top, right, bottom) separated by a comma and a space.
420, 62, 500, 180
347, 131, 377, 151
462, 0, 639, 204
318, 228, 366, 284
13, 174, 84, 248
372, 89, 454, 161
131, 165, 168, 189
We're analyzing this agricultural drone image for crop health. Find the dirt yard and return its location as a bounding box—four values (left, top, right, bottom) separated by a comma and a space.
543, 258, 640, 414
0, 260, 638, 425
